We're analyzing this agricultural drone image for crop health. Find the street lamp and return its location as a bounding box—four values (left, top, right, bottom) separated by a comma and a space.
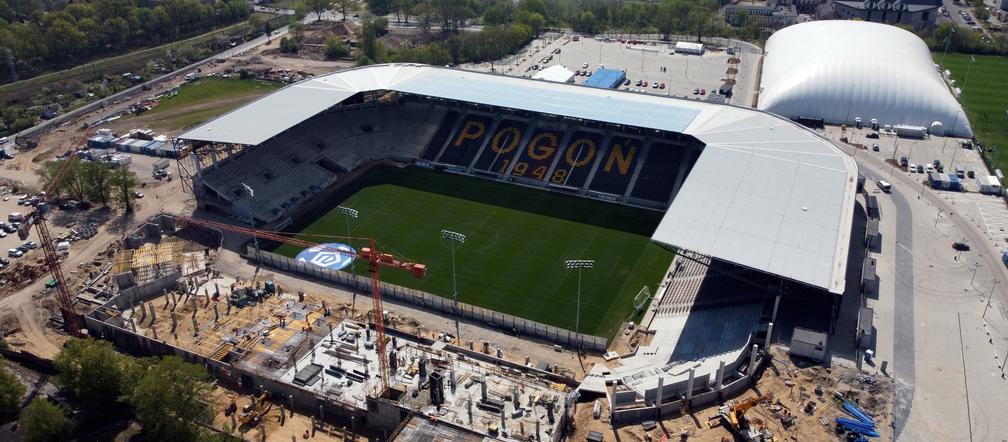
241, 183, 259, 258
565, 259, 594, 348
442, 230, 466, 342
337, 206, 359, 313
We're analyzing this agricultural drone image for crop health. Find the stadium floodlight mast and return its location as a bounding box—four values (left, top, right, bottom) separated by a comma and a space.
241, 183, 260, 258
337, 206, 360, 313
565, 259, 595, 349
441, 230, 466, 342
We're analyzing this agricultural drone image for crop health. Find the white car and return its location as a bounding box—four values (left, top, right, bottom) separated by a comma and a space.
582, 62, 589, 69
7, 249, 22, 258
926, 164, 934, 173
908, 163, 916, 173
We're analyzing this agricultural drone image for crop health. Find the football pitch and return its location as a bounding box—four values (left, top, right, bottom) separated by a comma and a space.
937, 53, 1008, 177
274, 166, 675, 338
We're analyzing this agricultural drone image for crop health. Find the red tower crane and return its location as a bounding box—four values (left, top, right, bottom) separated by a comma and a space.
170, 215, 425, 393
19, 158, 84, 337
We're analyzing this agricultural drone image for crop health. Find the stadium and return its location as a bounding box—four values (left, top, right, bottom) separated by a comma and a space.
174, 64, 858, 419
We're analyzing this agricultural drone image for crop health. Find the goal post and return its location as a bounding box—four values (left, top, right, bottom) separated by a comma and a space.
633, 285, 651, 312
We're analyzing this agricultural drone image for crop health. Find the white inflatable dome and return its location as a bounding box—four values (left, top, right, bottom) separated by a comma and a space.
758, 21, 972, 138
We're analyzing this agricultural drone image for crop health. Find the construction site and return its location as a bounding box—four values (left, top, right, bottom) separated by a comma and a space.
84, 215, 574, 441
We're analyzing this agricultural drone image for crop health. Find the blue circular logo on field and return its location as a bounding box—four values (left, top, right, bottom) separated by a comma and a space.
296, 243, 356, 270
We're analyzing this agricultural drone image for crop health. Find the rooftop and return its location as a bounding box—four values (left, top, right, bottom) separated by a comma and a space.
177, 64, 858, 294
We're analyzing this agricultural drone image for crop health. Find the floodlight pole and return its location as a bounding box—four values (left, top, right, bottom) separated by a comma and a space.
338, 206, 359, 314
241, 183, 260, 259
565, 259, 595, 350
442, 230, 466, 342
984, 279, 999, 319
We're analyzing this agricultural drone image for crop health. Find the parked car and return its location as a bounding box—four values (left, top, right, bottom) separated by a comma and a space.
872, 143, 880, 151
22, 241, 37, 249
7, 212, 22, 223
659, 82, 665, 89
623, 78, 630, 85
900, 156, 908, 167
134, 191, 144, 198
926, 164, 934, 173
866, 133, 880, 139
916, 164, 924, 173
700, 88, 706, 95
7, 249, 22, 258
693, 88, 699, 95
953, 242, 970, 251
585, 71, 592, 77
908, 163, 917, 173
876, 180, 892, 193
582, 62, 589, 68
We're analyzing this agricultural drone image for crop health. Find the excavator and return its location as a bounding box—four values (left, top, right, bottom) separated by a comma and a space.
708, 392, 775, 441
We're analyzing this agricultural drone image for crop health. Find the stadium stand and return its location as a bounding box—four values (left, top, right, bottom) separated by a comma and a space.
421, 111, 461, 160
471, 119, 530, 174
629, 142, 698, 205
199, 103, 446, 222
437, 114, 493, 167
587, 135, 645, 197
509, 127, 565, 181
550, 130, 605, 189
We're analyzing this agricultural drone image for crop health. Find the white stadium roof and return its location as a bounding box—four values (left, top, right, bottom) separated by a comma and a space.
759, 21, 972, 138
179, 64, 857, 294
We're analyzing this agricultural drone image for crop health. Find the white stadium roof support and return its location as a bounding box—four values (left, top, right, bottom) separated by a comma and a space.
178, 64, 857, 294
758, 21, 972, 138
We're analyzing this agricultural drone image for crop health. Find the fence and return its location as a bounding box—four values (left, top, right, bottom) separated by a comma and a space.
246, 247, 609, 352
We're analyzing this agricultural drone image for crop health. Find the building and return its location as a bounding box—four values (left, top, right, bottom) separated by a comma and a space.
759, 21, 972, 137
831, 0, 941, 27
770, 0, 828, 14
531, 64, 575, 83
724, 1, 799, 27
583, 68, 626, 89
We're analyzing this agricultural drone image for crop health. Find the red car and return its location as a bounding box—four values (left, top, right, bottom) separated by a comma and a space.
659, 83, 665, 89
700, 88, 706, 95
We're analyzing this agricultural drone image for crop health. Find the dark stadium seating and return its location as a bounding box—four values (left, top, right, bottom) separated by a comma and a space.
471, 119, 529, 173
437, 114, 493, 166
420, 111, 460, 160
630, 143, 696, 204
508, 127, 564, 181
587, 136, 644, 196
550, 130, 604, 188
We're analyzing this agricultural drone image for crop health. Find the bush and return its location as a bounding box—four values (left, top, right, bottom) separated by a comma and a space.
324, 37, 350, 59
279, 37, 300, 53
20, 398, 71, 442
0, 361, 24, 421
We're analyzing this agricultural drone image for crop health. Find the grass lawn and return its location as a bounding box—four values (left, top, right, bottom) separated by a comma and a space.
937, 53, 1008, 175
275, 167, 675, 339
141, 77, 282, 130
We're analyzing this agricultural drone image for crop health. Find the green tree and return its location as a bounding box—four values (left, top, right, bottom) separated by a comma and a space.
129, 356, 213, 442
324, 36, 349, 58
20, 398, 71, 442
333, 0, 356, 19
0, 360, 24, 420
54, 338, 135, 415
305, 0, 329, 21
80, 161, 113, 206
247, 13, 263, 36
413, 1, 436, 33
109, 165, 138, 211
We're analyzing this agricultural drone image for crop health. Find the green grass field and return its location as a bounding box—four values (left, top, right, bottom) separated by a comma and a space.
275, 167, 675, 338
141, 77, 282, 130
937, 53, 1008, 175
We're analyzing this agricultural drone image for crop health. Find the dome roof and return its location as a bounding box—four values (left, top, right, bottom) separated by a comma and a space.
759, 21, 972, 137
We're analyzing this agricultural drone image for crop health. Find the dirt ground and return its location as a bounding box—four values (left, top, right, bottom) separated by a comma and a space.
211, 386, 365, 442
570, 347, 893, 442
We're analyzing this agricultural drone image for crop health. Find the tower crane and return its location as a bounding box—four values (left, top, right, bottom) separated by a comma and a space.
170, 214, 426, 393
19, 158, 84, 336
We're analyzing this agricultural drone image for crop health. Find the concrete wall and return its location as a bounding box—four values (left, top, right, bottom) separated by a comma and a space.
246, 247, 609, 352
113, 270, 182, 310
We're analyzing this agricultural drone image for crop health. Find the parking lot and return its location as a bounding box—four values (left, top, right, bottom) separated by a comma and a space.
826, 124, 1008, 249
462, 33, 762, 107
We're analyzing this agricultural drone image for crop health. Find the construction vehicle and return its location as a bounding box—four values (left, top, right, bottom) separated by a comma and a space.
171, 214, 426, 394
238, 392, 271, 426
708, 393, 775, 441
19, 158, 83, 336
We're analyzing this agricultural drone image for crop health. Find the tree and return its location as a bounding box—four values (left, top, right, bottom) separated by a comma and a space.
109, 165, 138, 211
80, 161, 112, 206
305, 0, 329, 21
0, 360, 24, 421
413, 1, 435, 33
20, 398, 71, 442
129, 356, 213, 442
54, 338, 135, 416
324, 36, 349, 58
247, 13, 263, 36
333, 0, 355, 19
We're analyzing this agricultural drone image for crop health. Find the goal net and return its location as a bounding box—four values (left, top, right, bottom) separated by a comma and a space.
633, 285, 651, 312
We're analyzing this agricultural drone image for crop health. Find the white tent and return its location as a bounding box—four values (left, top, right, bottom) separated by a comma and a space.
759, 21, 972, 137
674, 41, 704, 55
532, 65, 575, 83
